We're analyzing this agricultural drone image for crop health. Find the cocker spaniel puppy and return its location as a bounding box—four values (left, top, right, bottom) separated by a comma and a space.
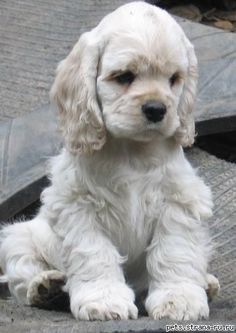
0, 2, 219, 321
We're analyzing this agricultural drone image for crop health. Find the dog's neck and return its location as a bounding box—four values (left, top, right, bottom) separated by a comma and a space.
74, 135, 183, 173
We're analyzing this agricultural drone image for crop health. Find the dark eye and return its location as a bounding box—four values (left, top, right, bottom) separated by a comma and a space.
115, 71, 135, 85
169, 72, 180, 87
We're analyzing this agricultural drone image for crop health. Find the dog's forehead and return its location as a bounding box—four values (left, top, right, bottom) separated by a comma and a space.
95, 2, 188, 73
95, 2, 184, 40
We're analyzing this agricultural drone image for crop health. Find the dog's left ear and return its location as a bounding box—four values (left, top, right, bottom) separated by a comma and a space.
174, 39, 198, 147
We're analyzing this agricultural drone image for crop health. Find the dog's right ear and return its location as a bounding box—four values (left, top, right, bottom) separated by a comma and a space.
50, 32, 106, 154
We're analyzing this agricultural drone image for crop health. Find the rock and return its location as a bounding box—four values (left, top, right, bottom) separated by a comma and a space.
214, 10, 236, 22
169, 5, 202, 22
214, 19, 234, 30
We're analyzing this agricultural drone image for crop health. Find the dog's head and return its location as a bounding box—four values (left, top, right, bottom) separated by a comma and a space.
50, 2, 198, 154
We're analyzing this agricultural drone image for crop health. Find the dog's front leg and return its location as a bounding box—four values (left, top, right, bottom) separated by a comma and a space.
145, 203, 211, 321
63, 223, 137, 321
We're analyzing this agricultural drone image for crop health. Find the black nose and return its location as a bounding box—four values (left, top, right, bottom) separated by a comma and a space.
142, 100, 166, 123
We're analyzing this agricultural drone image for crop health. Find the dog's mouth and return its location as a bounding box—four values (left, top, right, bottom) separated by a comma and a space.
103, 103, 173, 141
112, 124, 165, 142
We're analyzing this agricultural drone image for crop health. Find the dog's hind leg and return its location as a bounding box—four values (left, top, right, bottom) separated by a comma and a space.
0, 218, 65, 306
206, 273, 220, 301
26, 269, 67, 308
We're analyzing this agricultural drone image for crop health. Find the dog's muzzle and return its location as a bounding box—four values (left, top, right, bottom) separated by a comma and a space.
142, 100, 166, 123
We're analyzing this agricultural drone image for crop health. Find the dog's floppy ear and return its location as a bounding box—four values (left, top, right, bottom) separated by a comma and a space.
50, 31, 106, 154
174, 39, 198, 147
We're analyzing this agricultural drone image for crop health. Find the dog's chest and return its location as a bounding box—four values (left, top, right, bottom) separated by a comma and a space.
97, 170, 163, 259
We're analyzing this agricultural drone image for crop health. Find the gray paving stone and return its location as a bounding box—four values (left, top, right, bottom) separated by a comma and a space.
0, 298, 235, 333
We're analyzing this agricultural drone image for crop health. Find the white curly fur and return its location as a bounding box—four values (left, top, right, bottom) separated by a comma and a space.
0, 2, 218, 321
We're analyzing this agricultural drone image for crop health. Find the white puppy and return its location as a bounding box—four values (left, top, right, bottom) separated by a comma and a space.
0, 2, 219, 321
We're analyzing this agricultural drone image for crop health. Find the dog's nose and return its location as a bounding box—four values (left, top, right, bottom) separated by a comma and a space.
142, 101, 166, 123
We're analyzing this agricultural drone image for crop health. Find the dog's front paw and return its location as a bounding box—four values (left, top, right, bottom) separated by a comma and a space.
145, 283, 209, 321
27, 270, 66, 306
72, 300, 138, 321
70, 282, 138, 321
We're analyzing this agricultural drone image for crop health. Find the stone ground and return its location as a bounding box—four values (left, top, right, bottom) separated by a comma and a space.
0, 296, 235, 333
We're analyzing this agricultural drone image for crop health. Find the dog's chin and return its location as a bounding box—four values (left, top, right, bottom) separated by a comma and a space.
104, 112, 180, 143
129, 130, 160, 142
107, 125, 163, 143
